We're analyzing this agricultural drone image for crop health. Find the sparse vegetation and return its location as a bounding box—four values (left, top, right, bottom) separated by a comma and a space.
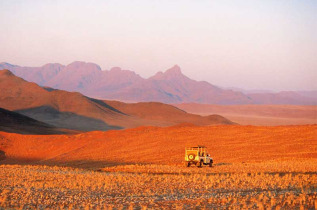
1, 161, 316, 209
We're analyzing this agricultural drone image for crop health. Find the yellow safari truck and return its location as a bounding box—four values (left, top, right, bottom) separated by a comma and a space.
185, 145, 213, 167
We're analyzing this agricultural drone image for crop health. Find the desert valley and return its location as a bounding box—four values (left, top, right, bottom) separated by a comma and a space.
1, 1, 316, 209
0, 66, 316, 209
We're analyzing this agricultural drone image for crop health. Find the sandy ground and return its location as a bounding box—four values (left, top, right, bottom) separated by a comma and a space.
0, 124, 316, 209
1, 125, 316, 168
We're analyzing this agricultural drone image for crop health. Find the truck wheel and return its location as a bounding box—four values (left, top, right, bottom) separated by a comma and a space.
198, 160, 203, 168
209, 162, 213, 167
188, 154, 195, 161
186, 162, 191, 167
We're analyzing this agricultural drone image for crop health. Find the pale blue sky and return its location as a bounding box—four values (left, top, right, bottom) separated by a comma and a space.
0, 0, 316, 91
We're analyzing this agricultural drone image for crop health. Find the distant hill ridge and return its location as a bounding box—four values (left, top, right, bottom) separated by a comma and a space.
0, 61, 316, 105
0, 69, 234, 132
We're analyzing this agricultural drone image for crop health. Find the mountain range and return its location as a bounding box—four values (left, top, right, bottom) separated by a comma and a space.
0, 69, 233, 133
0, 61, 316, 105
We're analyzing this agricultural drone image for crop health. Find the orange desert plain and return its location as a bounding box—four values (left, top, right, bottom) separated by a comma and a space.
0, 124, 316, 209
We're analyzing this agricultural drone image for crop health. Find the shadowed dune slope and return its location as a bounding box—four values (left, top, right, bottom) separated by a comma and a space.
0, 125, 315, 168
15, 106, 122, 132
0, 69, 234, 131
0, 69, 129, 130
0, 107, 68, 134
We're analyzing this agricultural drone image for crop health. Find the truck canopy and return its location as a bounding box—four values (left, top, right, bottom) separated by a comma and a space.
185, 146, 208, 156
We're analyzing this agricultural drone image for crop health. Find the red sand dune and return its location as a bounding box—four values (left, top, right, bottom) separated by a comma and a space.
105, 100, 232, 126
0, 125, 315, 169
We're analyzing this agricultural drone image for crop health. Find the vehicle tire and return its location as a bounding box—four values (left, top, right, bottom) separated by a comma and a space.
209, 162, 213, 167
186, 162, 191, 167
188, 154, 196, 161
198, 160, 203, 168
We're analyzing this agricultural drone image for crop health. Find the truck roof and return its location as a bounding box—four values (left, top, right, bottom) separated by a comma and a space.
186, 145, 206, 149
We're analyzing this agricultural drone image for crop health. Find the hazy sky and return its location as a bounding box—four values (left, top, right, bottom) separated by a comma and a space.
0, 0, 316, 91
